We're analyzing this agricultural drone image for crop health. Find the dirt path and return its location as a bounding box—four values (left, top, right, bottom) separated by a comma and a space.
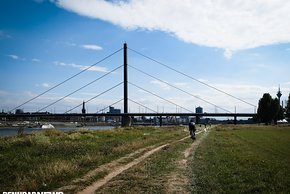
56, 133, 192, 193
56, 127, 210, 194
166, 127, 211, 194
77, 143, 169, 194
75, 131, 197, 194
55, 144, 159, 193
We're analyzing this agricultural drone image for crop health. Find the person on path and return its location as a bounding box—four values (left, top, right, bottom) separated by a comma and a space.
188, 119, 196, 140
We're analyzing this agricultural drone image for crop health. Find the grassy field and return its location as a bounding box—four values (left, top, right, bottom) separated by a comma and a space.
1, 125, 289, 193
0, 126, 188, 192
189, 125, 290, 193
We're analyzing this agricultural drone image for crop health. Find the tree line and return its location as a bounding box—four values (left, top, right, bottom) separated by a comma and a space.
257, 93, 290, 124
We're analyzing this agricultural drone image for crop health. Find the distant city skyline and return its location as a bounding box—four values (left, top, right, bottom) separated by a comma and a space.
1, 0, 290, 114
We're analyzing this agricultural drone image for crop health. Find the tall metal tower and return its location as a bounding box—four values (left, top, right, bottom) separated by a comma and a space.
82, 101, 86, 114
277, 85, 282, 106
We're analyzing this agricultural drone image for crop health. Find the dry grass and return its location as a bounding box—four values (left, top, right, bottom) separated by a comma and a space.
0, 126, 187, 192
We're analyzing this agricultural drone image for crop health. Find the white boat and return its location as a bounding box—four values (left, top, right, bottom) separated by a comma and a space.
277, 119, 288, 124
41, 124, 55, 129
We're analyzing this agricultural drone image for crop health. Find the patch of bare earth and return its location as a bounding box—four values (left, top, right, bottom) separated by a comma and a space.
166, 128, 211, 194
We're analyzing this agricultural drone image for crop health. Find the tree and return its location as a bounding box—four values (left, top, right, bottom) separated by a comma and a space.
276, 105, 285, 121
258, 93, 273, 124
271, 98, 280, 124
286, 93, 290, 121
257, 93, 280, 124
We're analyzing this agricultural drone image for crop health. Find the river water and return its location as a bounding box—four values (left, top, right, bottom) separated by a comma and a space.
0, 125, 115, 137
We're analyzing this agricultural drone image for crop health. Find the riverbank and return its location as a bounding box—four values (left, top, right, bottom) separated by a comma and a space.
0, 125, 116, 137
0, 121, 117, 137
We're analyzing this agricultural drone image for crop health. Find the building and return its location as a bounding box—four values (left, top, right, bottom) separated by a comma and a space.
106, 106, 121, 123
108, 106, 121, 114
195, 106, 203, 124
196, 106, 203, 114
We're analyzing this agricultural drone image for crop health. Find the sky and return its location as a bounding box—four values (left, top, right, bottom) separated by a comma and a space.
0, 0, 290, 114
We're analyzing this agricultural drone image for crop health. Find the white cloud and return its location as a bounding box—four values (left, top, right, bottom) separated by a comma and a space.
66, 42, 77, 46
64, 42, 102, 50
135, 81, 290, 113
0, 90, 10, 97
197, 79, 208, 83
42, 83, 50, 88
36, 83, 50, 88
81, 44, 103, 51
32, 58, 40, 62
224, 49, 233, 59
7, 54, 19, 60
150, 80, 171, 90
53, 0, 290, 59
0, 30, 11, 39
54, 61, 108, 72
7, 54, 26, 61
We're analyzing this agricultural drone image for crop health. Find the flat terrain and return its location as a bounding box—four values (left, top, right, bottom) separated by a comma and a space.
189, 125, 290, 193
1, 125, 289, 193
0, 126, 190, 192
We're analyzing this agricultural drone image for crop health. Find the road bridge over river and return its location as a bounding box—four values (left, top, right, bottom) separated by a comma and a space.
1, 43, 257, 126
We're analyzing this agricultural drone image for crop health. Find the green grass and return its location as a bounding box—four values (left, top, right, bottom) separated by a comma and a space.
4, 125, 287, 193
0, 126, 187, 192
189, 125, 290, 193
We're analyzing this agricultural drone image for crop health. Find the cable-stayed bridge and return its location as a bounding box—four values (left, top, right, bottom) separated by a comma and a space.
0, 43, 257, 125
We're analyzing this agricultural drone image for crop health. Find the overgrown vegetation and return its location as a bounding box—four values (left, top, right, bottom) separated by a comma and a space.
189, 125, 290, 193
0, 126, 187, 192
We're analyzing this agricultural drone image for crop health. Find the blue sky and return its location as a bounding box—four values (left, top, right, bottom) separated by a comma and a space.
1, 0, 290, 114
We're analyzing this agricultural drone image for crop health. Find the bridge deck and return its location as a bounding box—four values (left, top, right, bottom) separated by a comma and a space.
0, 113, 256, 118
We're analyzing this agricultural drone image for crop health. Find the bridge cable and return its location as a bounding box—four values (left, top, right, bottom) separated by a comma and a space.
10, 48, 123, 113
128, 98, 158, 113
128, 47, 256, 108
65, 82, 123, 113
37, 65, 123, 112
129, 82, 194, 113
129, 65, 231, 113
97, 98, 124, 113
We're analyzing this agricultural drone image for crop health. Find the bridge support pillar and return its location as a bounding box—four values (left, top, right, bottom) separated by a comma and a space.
196, 116, 200, 124
122, 116, 131, 127
234, 116, 237, 125
159, 116, 162, 127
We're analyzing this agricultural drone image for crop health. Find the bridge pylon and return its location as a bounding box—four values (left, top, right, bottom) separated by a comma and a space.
122, 43, 131, 127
